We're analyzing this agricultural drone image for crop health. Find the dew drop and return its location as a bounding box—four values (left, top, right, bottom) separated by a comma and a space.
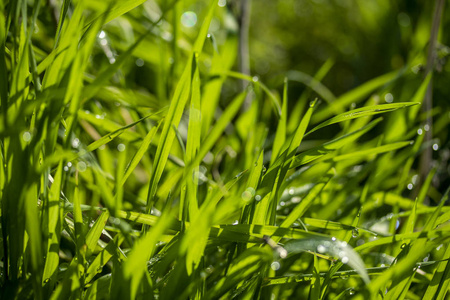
241, 190, 252, 201
270, 261, 280, 271
400, 243, 407, 249
252, 76, 259, 82
135, 58, 144, 67
384, 93, 393, 103
317, 245, 326, 253
181, 11, 197, 28
291, 197, 301, 203
218, 0, 226, 7
64, 166, 69, 172
255, 195, 262, 201
22, 131, 32, 142
331, 237, 337, 241
340, 274, 349, 280
433, 143, 439, 151
407, 183, 413, 190
72, 138, 80, 148
351, 228, 359, 238
395, 219, 400, 230
288, 188, 295, 195
278, 248, 288, 258
77, 161, 87, 172
98, 31, 106, 39
262, 166, 267, 174
341, 256, 349, 264
117, 143, 126, 152
417, 128, 423, 135
424, 124, 430, 131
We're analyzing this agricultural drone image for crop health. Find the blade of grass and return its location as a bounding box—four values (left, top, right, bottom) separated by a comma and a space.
312, 70, 400, 122
307, 102, 419, 136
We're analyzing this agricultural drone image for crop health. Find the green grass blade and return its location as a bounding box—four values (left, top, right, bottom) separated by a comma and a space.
287, 70, 336, 104
331, 141, 413, 162
85, 211, 110, 258
311, 254, 322, 300
291, 118, 382, 169
312, 70, 399, 122
284, 237, 370, 284
183, 54, 202, 221
120, 122, 161, 186
270, 78, 288, 164
42, 163, 63, 293
307, 102, 419, 136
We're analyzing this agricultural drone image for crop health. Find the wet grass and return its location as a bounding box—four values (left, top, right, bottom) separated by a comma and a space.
1, 1, 449, 299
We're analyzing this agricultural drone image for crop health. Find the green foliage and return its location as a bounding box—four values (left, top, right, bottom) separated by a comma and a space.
1, 0, 449, 299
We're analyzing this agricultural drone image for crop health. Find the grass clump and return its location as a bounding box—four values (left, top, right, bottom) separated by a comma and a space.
1, 0, 449, 299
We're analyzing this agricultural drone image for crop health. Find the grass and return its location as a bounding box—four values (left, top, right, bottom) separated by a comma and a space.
1, 0, 449, 299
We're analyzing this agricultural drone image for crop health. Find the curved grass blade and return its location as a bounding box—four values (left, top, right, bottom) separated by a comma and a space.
220, 70, 282, 117
291, 118, 382, 169
287, 70, 336, 104
284, 237, 370, 284
331, 141, 413, 162
307, 102, 419, 136
287, 58, 335, 134
312, 70, 399, 122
